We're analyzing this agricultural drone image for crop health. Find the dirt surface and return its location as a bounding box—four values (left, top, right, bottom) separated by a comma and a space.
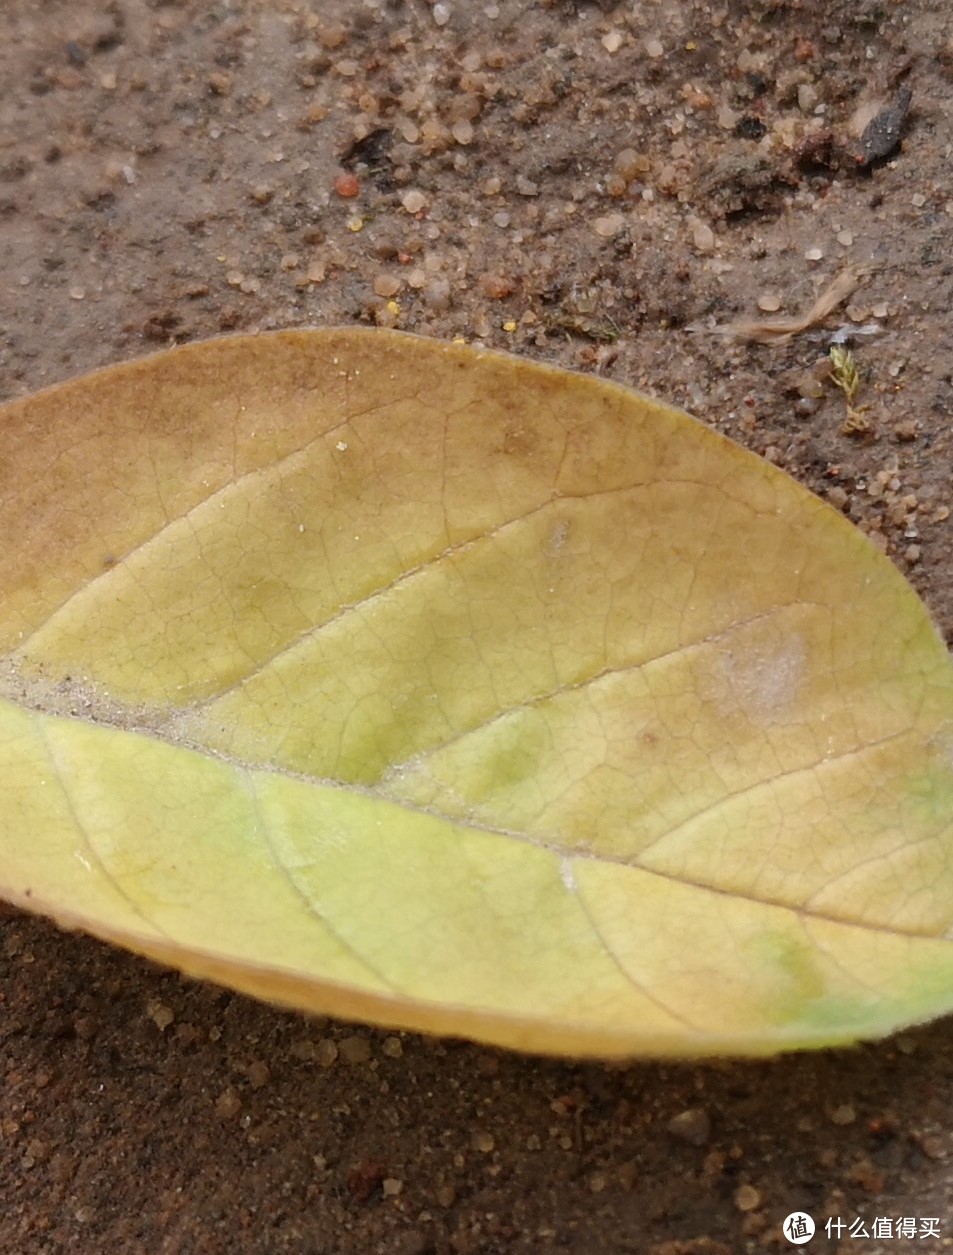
2, 1, 953, 1252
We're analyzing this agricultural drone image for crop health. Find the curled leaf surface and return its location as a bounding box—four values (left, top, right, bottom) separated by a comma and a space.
2, 328, 952, 1056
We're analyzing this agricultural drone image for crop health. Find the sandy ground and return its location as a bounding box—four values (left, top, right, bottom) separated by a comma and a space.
2, 1, 953, 1252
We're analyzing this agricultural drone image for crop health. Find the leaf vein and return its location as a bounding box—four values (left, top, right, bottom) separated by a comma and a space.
242, 773, 400, 993
30, 715, 172, 941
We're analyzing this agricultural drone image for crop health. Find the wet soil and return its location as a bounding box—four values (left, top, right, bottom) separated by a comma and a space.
2, 1, 953, 1252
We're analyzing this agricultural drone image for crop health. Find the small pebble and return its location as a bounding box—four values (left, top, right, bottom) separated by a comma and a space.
74, 1015, 98, 1041
471, 1131, 495, 1153
757, 293, 782, 312
795, 372, 824, 399
373, 273, 401, 298
734, 1184, 762, 1212
479, 272, 514, 299
916, 1132, 945, 1159
23, 1138, 49, 1168
424, 276, 451, 310
837, 230, 854, 246
400, 189, 428, 214
147, 1000, 174, 1031
215, 1087, 242, 1119
614, 149, 649, 180
246, 1061, 270, 1089
645, 38, 664, 58
333, 172, 360, 199
805, 246, 824, 262
339, 1034, 371, 1065
314, 1038, 338, 1067
911, 192, 927, 207
419, 118, 449, 150
830, 1103, 856, 1126
318, 22, 347, 49
382, 1177, 403, 1196
691, 220, 715, 253
381, 1036, 404, 1059
717, 104, 739, 130
602, 31, 624, 53
451, 120, 474, 145
592, 212, 625, 238
667, 1107, 712, 1146
436, 1184, 456, 1208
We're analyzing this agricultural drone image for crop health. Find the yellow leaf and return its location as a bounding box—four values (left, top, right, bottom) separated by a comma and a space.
2, 328, 953, 1057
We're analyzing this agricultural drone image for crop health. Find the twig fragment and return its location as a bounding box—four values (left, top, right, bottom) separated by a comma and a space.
708, 264, 871, 345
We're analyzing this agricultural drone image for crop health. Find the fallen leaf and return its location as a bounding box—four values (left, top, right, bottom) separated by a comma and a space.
2, 328, 953, 1057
